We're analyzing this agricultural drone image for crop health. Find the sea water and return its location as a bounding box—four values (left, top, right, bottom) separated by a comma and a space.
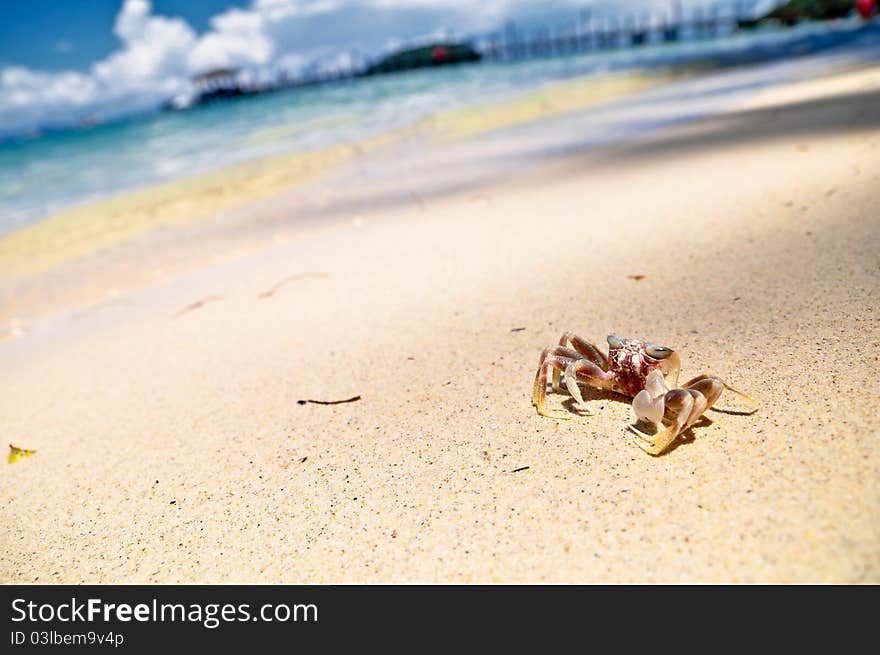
0, 19, 877, 237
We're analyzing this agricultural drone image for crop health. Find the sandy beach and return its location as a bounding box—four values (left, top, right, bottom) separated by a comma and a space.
1, 61, 878, 583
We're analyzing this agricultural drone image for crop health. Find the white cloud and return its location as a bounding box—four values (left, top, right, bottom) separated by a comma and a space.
189, 8, 274, 73
1, 67, 96, 110
0, 0, 198, 132
94, 0, 195, 87
0, 0, 783, 136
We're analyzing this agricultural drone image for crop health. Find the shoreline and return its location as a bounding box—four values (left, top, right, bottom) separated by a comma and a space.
2, 49, 878, 328
0, 67, 675, 276
0, 67, 674, 326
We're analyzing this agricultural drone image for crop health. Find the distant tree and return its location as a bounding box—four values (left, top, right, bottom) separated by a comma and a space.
765, 0, 855, 25
364, 43, 481, 75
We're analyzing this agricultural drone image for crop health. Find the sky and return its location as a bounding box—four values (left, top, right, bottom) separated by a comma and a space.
0, 0, 782, 135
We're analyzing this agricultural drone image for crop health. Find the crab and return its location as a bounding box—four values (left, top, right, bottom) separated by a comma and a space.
532, 333, 757, 456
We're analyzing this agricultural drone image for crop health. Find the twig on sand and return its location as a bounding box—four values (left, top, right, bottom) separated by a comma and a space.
258, 272, 329, 299
627, 274, 646, 281
511, 466, 530, 473
510, 327, 526, 332
297, 395, 361, 406
172, 296, 223, 318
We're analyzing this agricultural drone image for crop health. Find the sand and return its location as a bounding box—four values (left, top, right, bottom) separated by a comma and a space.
1, 64, 878, 583
425, 70, 666, 140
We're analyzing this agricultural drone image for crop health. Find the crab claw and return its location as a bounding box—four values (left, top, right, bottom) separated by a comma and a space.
629, 388, 695, 456
632, 389, 664, 425
632, 370, 668, 426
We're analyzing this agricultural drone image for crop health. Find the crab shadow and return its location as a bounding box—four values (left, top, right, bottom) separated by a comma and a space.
557, 386, 621, 416
555, 387, 715, 456
629, 415, 714, 455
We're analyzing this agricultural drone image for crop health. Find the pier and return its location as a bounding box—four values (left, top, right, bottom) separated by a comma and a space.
479, 2, 756, 62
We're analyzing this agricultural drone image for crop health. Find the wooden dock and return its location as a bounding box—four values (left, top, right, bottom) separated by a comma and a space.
480, 2, 755, 62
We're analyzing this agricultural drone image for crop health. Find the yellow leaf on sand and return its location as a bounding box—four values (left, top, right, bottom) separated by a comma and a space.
8, 444, 36, 464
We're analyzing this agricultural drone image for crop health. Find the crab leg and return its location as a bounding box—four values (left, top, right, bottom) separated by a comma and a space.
682, 374, 760, 412
557, 333, 609, 369
532, 353, 579, 419
563, 359, 614, 410
682, 377, 724, 418
533, 352, 613, 419
630, 389, 695, 456
536, 345, 583, 393
550, 334, 609, 392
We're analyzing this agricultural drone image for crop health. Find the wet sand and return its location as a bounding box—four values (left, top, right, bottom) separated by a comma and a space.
1, 65, 878, 583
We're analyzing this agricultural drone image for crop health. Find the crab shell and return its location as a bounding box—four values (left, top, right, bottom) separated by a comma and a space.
606, 335, 681, 398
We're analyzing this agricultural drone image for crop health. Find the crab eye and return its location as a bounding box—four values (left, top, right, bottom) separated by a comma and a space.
646, 345, 672, 359
607, 335, 625, 349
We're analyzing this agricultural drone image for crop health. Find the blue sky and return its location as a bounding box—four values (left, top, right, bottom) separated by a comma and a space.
0, 1, 251, 71
0, 1, 780, 135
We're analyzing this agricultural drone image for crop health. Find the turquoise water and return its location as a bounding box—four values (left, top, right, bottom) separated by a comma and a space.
0, 19, 877, 237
